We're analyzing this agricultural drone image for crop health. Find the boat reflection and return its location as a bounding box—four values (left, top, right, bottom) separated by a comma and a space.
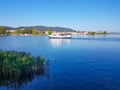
49, 39, 71, 48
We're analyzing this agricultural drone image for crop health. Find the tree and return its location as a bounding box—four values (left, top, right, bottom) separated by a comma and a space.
103, 31, 107, 34
14, 29, 21, 35
47, 30, 52, 35
23, 29, 32, 34
32, 29, 39, 35
91, 32, 96, 35
0, 26, 7, 35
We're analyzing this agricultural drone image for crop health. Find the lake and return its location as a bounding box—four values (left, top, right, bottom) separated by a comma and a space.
0, 35, 120, 90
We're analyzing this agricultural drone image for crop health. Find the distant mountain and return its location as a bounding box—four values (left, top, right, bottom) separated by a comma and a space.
7, 26, 75, 32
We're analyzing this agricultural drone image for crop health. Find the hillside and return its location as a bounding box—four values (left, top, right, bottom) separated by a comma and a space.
7, 26, 75, 32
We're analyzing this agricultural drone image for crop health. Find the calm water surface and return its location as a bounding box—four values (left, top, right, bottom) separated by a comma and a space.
0, 35, 120, 90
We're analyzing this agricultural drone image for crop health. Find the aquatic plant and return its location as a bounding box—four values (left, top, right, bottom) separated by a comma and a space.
0, 50, 49, 90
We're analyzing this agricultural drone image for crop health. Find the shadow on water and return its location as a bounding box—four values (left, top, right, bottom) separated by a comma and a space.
0, 51, 50, 90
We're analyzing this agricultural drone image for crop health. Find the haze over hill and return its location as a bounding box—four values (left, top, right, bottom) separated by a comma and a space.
7, 26, 75, 32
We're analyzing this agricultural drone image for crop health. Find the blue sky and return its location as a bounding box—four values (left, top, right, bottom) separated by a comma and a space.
0, 0, 120, 31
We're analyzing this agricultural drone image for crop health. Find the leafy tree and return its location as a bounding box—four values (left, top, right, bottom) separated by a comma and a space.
0, 26, 7, 35
14, 29, 21, 35
32, 29, 39, 35
23, 29, 32, 34
103, 31, 107, 34
48, 30, 52, 35
14, 29, 33, 35
91, 32, 96, 35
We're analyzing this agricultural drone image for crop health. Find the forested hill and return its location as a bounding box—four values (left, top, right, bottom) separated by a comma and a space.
7, 26, 75, 32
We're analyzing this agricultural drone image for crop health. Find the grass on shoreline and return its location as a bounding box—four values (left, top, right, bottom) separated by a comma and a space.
0, 50, 49, 88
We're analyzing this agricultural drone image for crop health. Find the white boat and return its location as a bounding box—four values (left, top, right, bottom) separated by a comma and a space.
48, 32, 71, 39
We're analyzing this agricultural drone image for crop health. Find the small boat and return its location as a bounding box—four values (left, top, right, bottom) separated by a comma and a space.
48, 32, 71, 39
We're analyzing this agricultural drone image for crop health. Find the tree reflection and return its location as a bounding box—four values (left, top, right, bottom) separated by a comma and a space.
0, 51, 50, 90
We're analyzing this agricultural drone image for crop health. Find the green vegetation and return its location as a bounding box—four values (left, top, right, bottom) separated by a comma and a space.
103, 31, 107, 34
0, 26, 8, 35
47, 30, 53, 35
90, 32, 97, 35
13, 29, 34, 35
0, 26, 108, 36
0, 26, 44, 36
12, 29, 46, 35
89, 31, 107, 35
32, 29, 39, 35
0, 51, 49, 89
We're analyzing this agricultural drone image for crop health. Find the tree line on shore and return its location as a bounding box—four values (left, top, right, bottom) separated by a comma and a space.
89, 31, 107, 35
0, 26, 53, 36
0, 26, 108, 36
76, 31, 107, 35
0, 26, 9, 35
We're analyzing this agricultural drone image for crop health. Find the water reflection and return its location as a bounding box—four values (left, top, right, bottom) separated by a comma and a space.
0, 51, 50, 90
0, 63, 49, 90
49, 39, 71, 48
